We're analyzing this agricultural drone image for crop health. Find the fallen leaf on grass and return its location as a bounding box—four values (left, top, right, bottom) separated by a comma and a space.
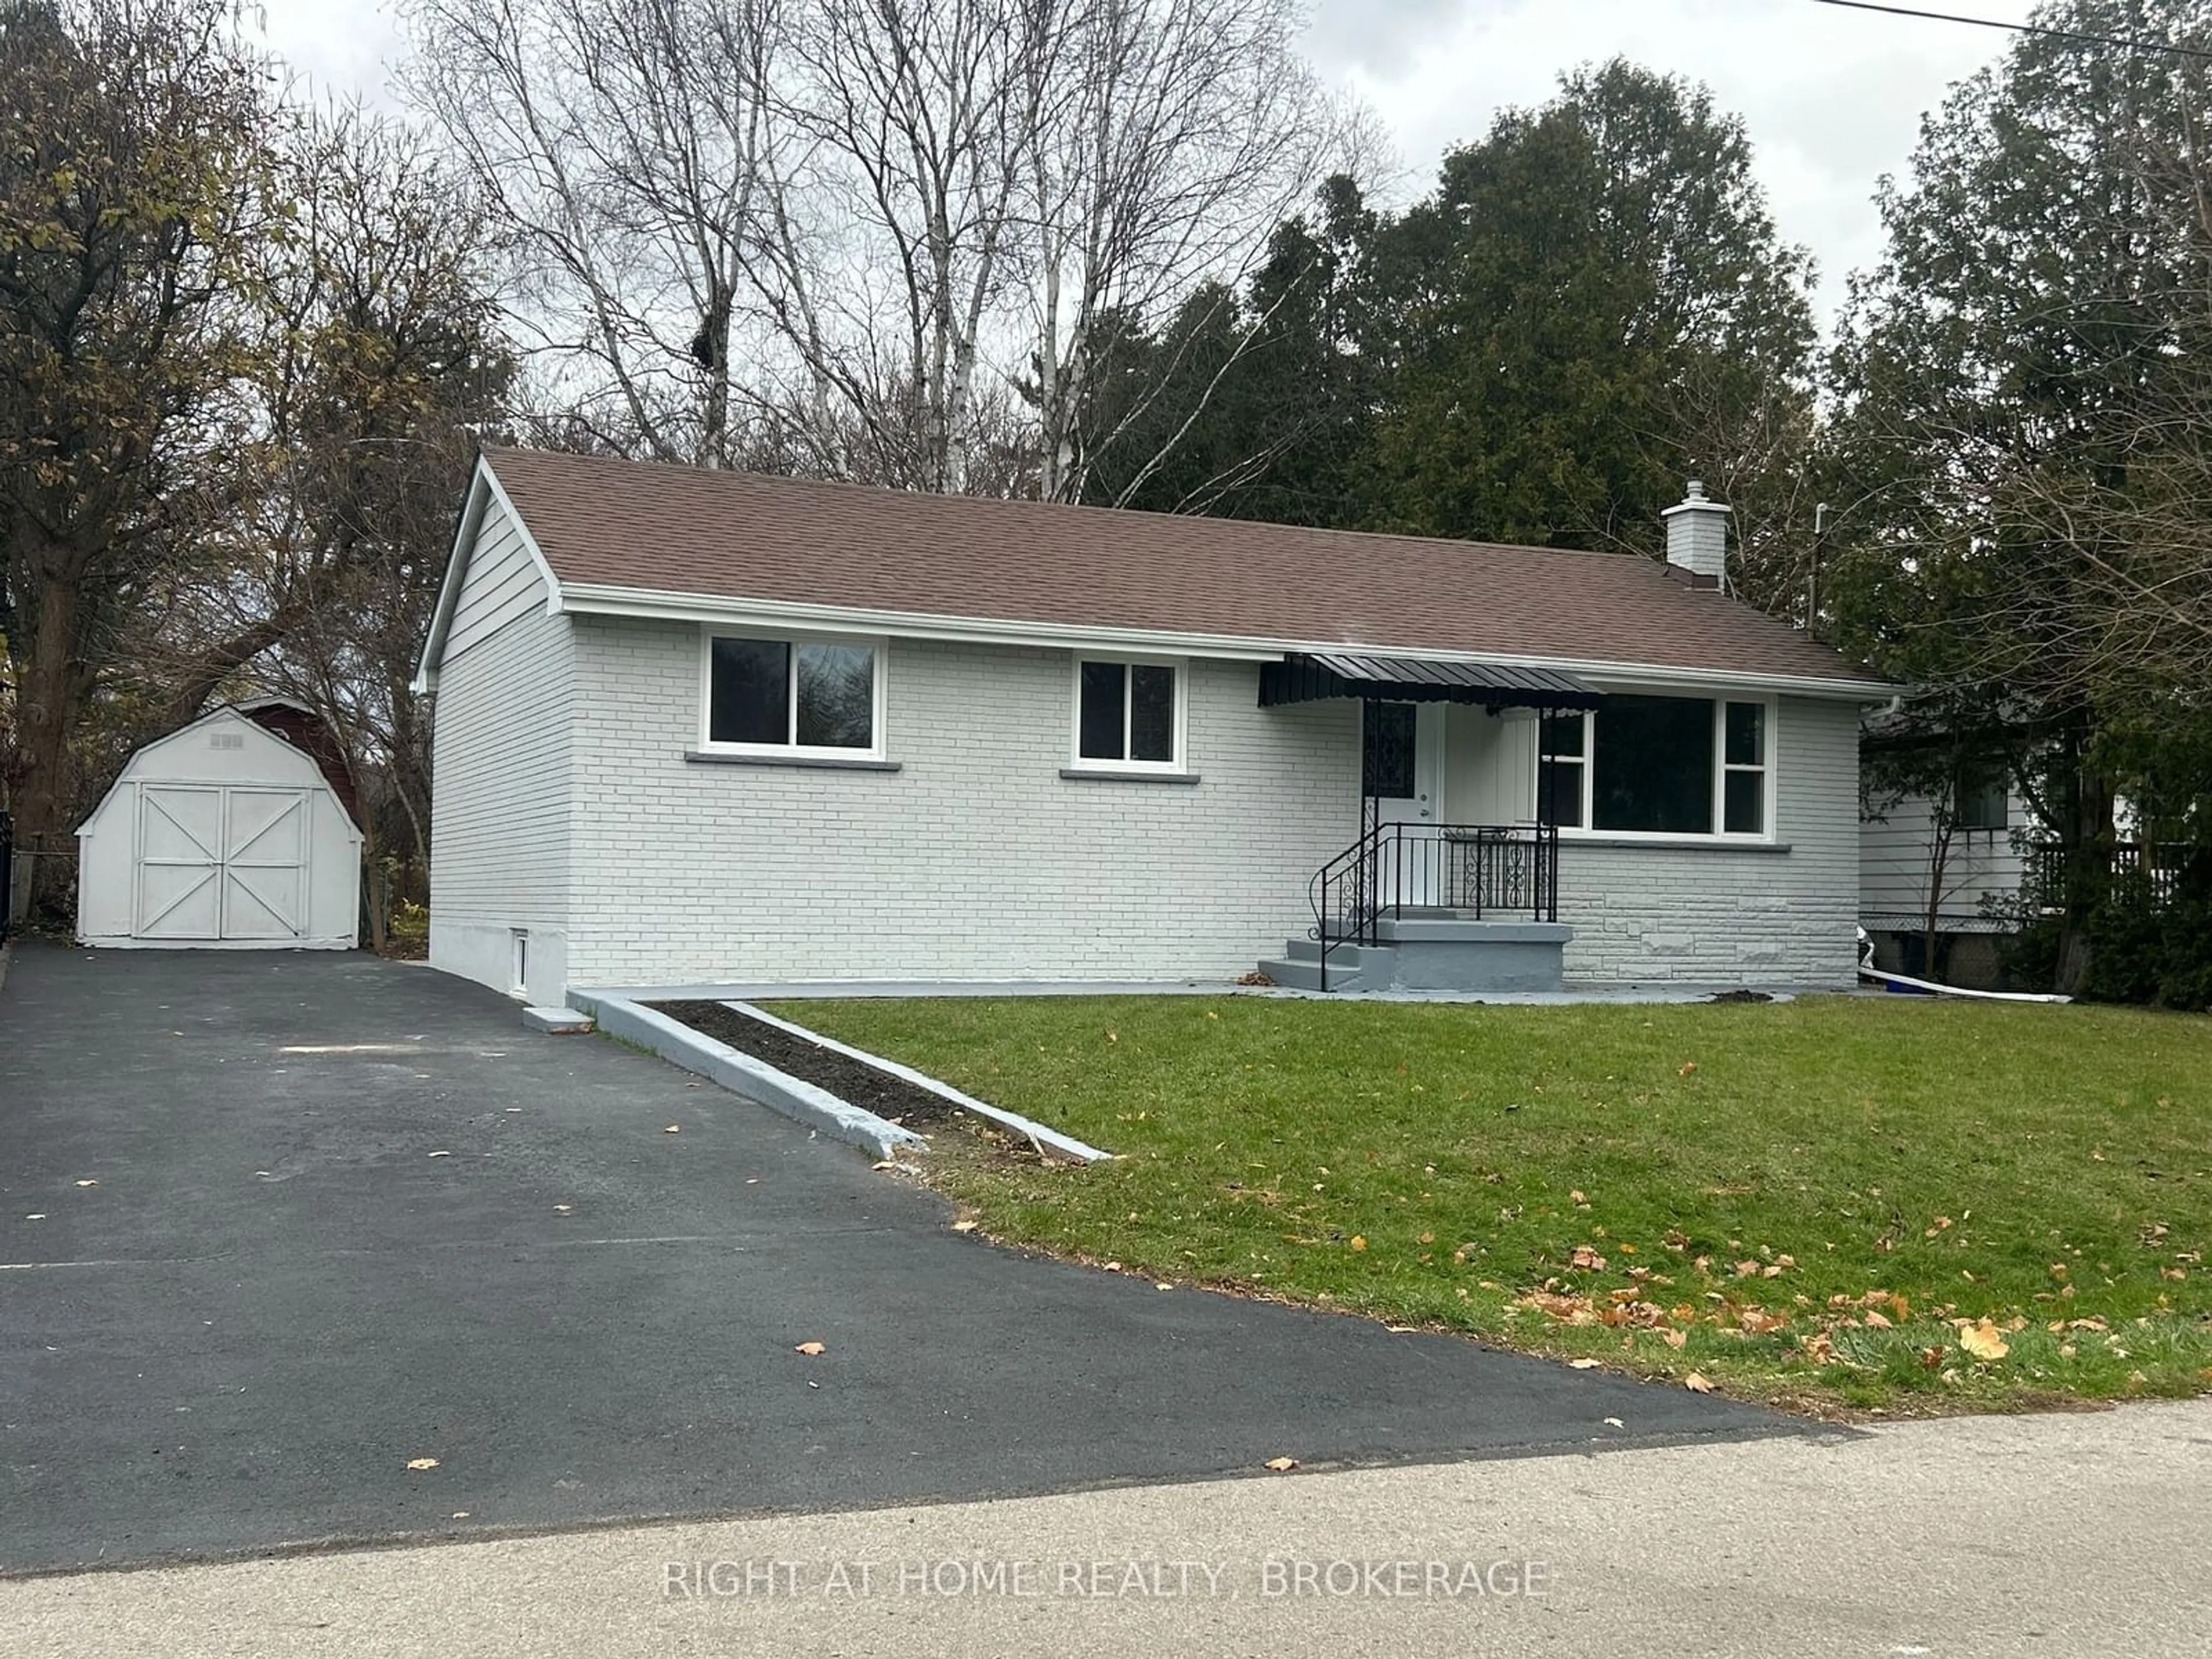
1956, 1318, 2010, 1361
1659, 1328, 1687, 1349
1569, 1244, 1607, 1271
1263, 1457, 1299, 1472
794, 1341, 827, 1357
1678, 1062, 1696, 1076
405, 1457, 440, 1471
1683, 1373, 1715, 1393
1349, 1235, 1367, 1252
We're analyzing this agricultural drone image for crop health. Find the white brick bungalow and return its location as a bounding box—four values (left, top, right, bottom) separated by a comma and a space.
414, 449, 1890, 1002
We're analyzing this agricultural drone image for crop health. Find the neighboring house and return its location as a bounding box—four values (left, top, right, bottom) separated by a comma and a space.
1858, 767, 2034, 986
413, 450, 1889, 1002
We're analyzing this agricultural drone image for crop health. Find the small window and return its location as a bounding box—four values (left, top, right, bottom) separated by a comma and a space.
1721, 702, 1767, 835
1073, 658, 1182, 768
1537, 711, 1585, 828
1959, 774, 2008, 832
704, 632, 881, 755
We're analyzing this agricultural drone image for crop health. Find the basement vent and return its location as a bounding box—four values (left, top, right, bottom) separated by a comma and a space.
210, 733, 245, 751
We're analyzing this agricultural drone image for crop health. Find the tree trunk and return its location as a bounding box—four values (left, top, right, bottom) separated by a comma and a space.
5, 543, 94, 919
1922, 820, 1953, 986
2053, 735, 2112, 997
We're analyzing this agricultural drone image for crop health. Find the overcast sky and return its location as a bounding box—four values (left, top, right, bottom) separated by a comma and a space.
253, 0, 2031, 331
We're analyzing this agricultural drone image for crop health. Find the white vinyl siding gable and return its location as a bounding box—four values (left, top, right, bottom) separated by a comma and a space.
444, 496, 552, 662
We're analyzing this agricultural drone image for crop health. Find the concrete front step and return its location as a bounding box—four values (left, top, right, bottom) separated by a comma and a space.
1281, 936, 1392, 968
1255, 957, 1374, 993
1257, 915, 1573, 993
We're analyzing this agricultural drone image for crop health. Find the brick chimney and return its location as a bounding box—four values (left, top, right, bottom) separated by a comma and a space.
1661, 479, 1729, 587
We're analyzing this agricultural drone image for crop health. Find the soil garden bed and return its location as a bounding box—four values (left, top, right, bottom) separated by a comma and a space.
650, 1001, 971, 1131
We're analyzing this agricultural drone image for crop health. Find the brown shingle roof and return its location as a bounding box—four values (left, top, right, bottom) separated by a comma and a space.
483, 446, 1886, 689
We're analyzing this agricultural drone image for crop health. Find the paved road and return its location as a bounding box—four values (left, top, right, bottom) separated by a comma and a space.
5, 1398, 2206, 1658
0, 945, 1785, 1575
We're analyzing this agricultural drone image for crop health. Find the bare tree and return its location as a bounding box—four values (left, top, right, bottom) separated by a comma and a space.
1022, 0, 1342, 502
400, 0, 1355, 497
400, 0, 782, 467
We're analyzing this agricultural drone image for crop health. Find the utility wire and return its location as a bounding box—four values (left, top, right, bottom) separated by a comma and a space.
1809, 0, 2212, 61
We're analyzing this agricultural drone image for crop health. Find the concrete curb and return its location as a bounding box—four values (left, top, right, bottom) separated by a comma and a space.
726, 1000, 1113, 1164
567, 991, 929, 1162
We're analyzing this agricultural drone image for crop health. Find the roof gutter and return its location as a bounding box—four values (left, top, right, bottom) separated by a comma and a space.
554, 581, 1894, 701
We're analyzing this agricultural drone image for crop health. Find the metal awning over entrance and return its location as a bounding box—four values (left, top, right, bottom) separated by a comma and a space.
1257, 653, 1604, 711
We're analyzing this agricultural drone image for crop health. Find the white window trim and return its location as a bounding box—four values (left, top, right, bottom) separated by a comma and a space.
1537, 692, 1778, 844
1066, 653, 1188, 774
696, 625, 890, 760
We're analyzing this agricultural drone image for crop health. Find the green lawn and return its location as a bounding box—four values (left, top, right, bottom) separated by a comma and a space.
764, 993, 2212, 1414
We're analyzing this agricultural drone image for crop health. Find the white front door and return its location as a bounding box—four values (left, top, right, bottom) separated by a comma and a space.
1363, 702, 1444, 906
134, 784, 309, 941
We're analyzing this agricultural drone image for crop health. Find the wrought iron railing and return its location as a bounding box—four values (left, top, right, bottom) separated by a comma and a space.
1308, 822, 1560, 990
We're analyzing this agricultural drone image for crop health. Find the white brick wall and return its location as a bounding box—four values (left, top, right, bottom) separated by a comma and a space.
425, 596, 1865, 993
562, 618, 1361, 984
1557, 696, 1862, 987
426, 527, 574, 1002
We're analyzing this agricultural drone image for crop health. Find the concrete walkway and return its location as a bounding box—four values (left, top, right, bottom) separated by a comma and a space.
6, 1397, 2206, 1657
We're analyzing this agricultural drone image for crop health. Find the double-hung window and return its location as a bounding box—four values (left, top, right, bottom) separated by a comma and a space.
1957, 772, 2009, 832
702, 631, 884, 757
1537, 695, 1772, 838
1072, 658, 1183, 770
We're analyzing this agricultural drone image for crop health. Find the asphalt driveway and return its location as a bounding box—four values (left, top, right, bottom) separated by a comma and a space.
0, 945, 1798, 1574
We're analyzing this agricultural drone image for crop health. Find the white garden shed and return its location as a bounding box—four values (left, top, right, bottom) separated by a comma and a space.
75, 706, 362, 949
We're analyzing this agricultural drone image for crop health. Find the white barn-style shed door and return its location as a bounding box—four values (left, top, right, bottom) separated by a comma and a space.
134, 784, 309, 941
